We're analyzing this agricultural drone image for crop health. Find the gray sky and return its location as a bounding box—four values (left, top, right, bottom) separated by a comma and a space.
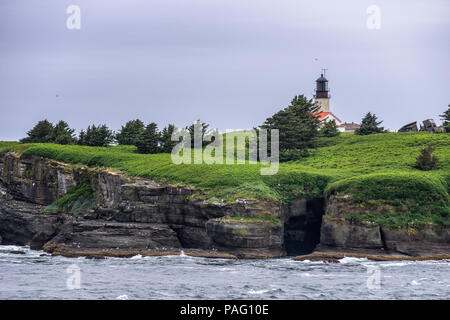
1, 0, 449, 140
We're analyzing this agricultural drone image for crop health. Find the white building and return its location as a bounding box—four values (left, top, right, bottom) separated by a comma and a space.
313, 73, 358, 133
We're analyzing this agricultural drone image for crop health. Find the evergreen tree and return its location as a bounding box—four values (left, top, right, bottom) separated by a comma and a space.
20, 120, 54, 143
48, 120, 77, 145
78, 124, 114, 147
260, 95, 320, 151
78, 130, 86, 146
160, 124, 177, 153
355, 112, 386, 135
186, 120, 210, 148
116, 119, 145, 145
319, 120, 340, 137
440, 105, 450, 133
136, 122, 160, 154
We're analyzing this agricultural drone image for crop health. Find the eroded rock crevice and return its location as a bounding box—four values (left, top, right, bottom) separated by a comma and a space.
283, 198, 325, 255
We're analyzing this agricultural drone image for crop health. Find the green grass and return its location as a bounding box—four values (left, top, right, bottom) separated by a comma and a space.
1, 132, 449, 227
41, 180, 97, 214
217, 215, 282, 225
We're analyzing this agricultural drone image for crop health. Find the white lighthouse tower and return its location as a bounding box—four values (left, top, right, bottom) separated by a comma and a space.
313, 71, 347, 131
314, 73, 330, 113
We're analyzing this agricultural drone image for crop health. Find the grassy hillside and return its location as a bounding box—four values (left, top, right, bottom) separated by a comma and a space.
1, 132, 449, 227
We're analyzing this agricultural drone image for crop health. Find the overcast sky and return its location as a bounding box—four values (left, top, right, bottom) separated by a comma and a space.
1, 0, 449, 140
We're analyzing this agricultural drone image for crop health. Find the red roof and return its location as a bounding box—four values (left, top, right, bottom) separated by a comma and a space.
313, 112, 342, 123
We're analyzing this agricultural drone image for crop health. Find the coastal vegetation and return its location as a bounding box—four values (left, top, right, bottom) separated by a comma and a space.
216, 213, 282, 225
3, 102, 449, 229
319, 120, 340, 138
415, 146, 439, 171
1, 131, 449, 228
440, 105, 450, 133
42, 180, 97, 214
354, 112, 386, 135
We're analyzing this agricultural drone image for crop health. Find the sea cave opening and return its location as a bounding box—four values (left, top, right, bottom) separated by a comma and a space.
284, 198, 325, 256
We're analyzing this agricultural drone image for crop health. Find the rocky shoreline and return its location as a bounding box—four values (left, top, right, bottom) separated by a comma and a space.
0, 152, 449, 261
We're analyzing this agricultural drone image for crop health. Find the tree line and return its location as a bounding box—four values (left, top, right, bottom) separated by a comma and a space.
20, 98, 449, 159
19, 119, 209, 154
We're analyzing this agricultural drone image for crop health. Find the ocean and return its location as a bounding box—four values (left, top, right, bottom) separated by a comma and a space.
0, 245, 448, 300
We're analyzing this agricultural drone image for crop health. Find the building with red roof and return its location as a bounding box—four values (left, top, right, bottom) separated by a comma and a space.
313, 73, 359, 132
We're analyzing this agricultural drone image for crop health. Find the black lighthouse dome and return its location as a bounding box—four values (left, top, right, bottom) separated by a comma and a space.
315, 73, 329, 98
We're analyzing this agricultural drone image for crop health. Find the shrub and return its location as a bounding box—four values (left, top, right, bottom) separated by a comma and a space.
279, 149, 309, 162
42, 180, 96, 214
319, 120, 340, 137
415, 146, 438, 171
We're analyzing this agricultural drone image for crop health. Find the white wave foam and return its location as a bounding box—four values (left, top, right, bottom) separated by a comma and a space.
116, 294, 129, 300
219, 267, 233, 271
301, 272, 312, 277
339, 257, 367, 264
411, 280, 421, 286
247, 289, 269, 295
130, 254, 142, 260
294, 259, 325, 264
0, 245, 28, 252
380, 262, 409, 267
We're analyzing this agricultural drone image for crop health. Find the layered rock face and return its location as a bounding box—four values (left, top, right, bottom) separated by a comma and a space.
206, 220, 283, 257
0, 153, 285, 258
318, 196, 450, 256
0, 153, 75, 205
4, 152, 445, 259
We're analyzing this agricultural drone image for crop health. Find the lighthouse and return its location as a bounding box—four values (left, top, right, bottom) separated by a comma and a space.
312, 72, 361, 133
315, 73, 330, 113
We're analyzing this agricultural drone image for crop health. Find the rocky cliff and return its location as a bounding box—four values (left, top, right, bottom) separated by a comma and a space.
309, 194, 450, 258
0, 152, 285, 258
0, 152, 448, 260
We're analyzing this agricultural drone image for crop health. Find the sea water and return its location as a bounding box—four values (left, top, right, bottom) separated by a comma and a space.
0, 245, 449, 299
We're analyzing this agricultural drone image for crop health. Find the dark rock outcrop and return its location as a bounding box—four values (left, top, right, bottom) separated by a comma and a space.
398, 122, 418, 132
0, 153, 285, 257
381, 225, 450, 256
1, 152, 448, 260
0, 182, 62, 248
45, 219, 181, 251
320, 218, 384, 249
420, 119, 445, 133
206, 219, 284, 258
318, 195, 450, 256
0, 153, 75, 205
